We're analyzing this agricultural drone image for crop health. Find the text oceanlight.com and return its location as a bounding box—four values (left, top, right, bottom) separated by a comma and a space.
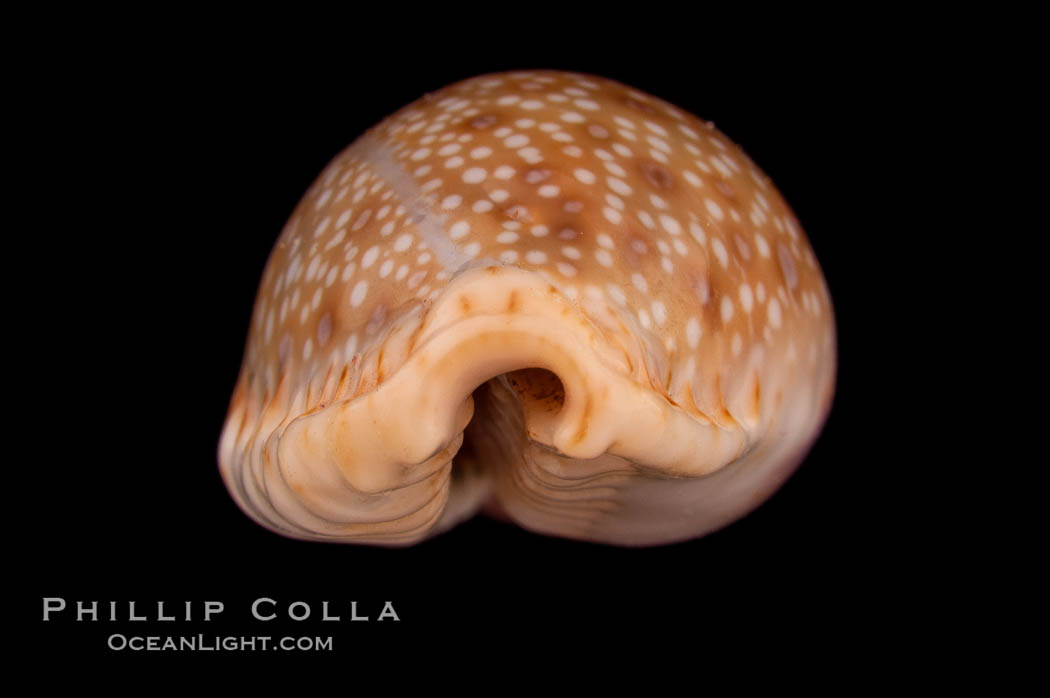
107, 634, 333, 652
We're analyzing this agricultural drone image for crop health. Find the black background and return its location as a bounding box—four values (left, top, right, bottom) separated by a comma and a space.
18, 18, 941, 664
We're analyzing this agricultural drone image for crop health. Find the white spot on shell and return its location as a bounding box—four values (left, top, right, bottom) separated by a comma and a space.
705, 198, 724, 220
350, 210, 371, 233
306, 255, 321, 281
740, 284, 754, 313
659, 214, 681, 236
315, 189, 332, 210
407, 270, 427, 289
686, 317, 701, 348
343, 333, 359, 362
362, 246, 380, 268
313, 217, 330, 238
689, 222, 707, 246
518, 147, 542, 163
462, 167, 487, 184
695, 278, 710, 305
778, 243, 799, 290
720, 296, 733, 323
350, 280, 368, 307
735, 236, 751, 261
768, 298, 782, 328
607, 177, 632, 196
317, 313, 332, 346
644, 121, 668, 136
651, 301, 667, 326
711, 238, 729, 269
587, 124, 610, 139
755, 233, 771, 258
525, 169, 550, 184
647, 135, 671, 153
450, 221, 470, 239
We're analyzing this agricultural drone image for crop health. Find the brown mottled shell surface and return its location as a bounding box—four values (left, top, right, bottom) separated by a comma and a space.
218, 70, 836, 546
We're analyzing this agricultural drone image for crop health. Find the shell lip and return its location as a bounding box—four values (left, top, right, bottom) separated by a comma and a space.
220, 266, 750, 544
